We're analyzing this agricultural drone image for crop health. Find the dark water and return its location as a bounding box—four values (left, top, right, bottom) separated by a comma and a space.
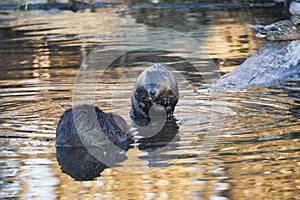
1, 1, 300, 199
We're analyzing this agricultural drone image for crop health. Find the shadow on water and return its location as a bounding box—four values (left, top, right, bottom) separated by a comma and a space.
134, 119, 180, 152
56, 143, 131, 181
135, 120, 180, 168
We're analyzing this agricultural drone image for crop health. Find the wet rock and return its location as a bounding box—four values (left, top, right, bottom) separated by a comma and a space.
211, 40, 300, 88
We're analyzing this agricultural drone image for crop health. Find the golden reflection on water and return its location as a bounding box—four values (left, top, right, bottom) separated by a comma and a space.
0, 1, 299, 199
52, 153, 227, 200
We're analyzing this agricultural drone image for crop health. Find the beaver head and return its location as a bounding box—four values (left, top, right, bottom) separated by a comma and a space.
131, 64, 179, 119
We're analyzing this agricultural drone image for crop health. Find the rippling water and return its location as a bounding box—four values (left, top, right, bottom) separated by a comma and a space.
1, 1, 299, 199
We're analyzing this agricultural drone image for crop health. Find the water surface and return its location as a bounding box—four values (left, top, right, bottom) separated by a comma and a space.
0, 1, 299, 199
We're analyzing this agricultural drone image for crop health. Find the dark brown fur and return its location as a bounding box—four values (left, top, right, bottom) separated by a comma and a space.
130, 64, 179, 119
56, 104, 132, 148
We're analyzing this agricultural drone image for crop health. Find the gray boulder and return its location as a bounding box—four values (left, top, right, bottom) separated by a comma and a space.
211, 40, 300, 88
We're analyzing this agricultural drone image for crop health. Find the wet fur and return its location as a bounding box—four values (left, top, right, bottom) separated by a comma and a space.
130, 64, 179, 118
56, 104, 132, 148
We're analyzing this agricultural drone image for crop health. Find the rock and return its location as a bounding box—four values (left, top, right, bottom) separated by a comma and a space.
211, 40, 300, 88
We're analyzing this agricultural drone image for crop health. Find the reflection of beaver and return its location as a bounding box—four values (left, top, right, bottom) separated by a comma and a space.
56, 104, 133, 148
56, 144, 131, 181
136, 120, 180, 152
130, 64, 179, 119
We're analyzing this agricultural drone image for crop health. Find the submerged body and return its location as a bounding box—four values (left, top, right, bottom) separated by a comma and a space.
131, 64, 179, 119
56, 104, 132, 148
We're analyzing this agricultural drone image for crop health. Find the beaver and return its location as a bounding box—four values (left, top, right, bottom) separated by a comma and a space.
56, 104, 132, 148
130, 64, 179, 119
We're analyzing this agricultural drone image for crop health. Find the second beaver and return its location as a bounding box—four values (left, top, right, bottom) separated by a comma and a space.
130, 64, 179, 119
56, 104, 132, 148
